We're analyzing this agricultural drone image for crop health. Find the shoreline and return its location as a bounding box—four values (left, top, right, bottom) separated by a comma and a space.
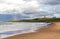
2, 22, 53, 39
0, 22, 50, 38
3, 22, 60, 39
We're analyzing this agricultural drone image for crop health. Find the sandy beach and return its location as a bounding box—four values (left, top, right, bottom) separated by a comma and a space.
3, 22, 60, 39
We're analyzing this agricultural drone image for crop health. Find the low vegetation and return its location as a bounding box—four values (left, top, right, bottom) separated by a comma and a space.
8, 17, 60, 22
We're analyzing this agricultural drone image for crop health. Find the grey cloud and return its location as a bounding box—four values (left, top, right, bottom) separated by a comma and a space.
38, 0, 60, 5
23, 8, 54, 17
24, 0, 60, 5
47, 5, 60, 14
1, 0, 60, 19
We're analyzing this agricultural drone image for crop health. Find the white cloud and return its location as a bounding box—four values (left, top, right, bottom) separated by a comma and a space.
54, 14, 60, 18
0, 0, 60, 18
0, 0, 39, 14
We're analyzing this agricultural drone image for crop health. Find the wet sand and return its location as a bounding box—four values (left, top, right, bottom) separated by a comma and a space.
3, 22, 60, 39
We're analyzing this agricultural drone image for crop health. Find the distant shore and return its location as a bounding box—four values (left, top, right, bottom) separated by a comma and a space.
3, 22, 60, 39
8, 18, 60, 22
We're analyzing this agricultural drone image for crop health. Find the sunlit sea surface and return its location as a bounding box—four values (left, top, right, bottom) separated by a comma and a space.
0, 22, 51, 38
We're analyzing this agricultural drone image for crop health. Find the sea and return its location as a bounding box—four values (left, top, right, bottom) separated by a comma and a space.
0, 22, 51, 38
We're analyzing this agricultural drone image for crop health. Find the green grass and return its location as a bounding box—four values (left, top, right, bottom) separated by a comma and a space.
8, 18, 60, 22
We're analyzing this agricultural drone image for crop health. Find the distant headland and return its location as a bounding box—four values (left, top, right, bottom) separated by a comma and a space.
8, 17, 60, 22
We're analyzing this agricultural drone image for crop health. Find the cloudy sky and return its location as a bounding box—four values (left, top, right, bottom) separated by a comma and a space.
0, 0, 60, 21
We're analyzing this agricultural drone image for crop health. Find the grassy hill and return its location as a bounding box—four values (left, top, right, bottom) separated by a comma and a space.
8, 17, 60, 22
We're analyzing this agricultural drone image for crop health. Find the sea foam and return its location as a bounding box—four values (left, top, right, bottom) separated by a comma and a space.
0, 22, 50, 38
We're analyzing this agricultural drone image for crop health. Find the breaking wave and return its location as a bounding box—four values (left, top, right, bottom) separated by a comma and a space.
0, 22, 51, 38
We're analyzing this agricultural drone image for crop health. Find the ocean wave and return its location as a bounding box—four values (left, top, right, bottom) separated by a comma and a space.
0, 22, 50, 38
